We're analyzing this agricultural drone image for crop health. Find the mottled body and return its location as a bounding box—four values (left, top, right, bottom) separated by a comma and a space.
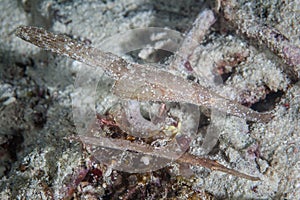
15, 25, 272, 122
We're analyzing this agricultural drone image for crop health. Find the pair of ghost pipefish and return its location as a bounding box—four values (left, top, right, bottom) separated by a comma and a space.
15, 24, 273, 181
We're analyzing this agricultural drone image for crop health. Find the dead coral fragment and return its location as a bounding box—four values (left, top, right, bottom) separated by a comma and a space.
220, 0, 300, 79
169, 9, 216, 73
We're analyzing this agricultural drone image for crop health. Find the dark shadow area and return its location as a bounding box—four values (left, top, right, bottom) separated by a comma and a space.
0, 130, 24, 177
145, 0, 207, 32
251, 90, 284, 112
